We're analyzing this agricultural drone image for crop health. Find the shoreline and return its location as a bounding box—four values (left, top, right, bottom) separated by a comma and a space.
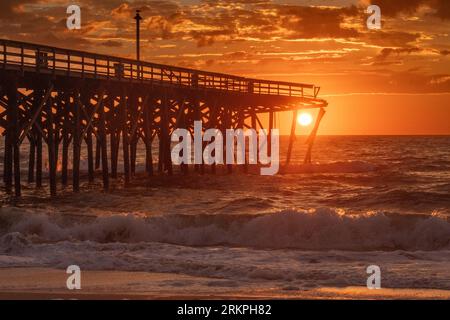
1, 268, 449, 300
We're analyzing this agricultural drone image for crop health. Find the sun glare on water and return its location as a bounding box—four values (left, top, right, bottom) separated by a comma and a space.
297, 112, 313, 127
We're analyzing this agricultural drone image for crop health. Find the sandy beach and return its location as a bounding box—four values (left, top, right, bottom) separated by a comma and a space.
1, 268, 449, 300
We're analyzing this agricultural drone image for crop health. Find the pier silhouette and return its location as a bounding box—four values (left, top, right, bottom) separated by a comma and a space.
0, 39, 327, 197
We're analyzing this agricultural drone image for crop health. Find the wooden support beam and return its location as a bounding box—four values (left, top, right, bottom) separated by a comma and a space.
158, 127, 163, 174
26, 94, 38, 184
304, 108, 326, 164
143, 96, 154, 176
285, 109, 298, 167
12, 100, 21, 197
130, 135, 137, 175
36, 115, 43, 188
46, 96, 57, 196
129, 93, 142, 176
246, 111, 258, 173
27, 137, 35, 183
61, 93, 71, 186
251, 112, 257, 130
73, 92, 81, 192
109, 95, 118, 179
79, 93, 104, 140
162, 93, 172, 175
158, 93, 171, 175
268, 111, 274, 157
208, 103, 218, 174
255, 114, 264, 131
81, 91, 101, 183
226, 108, 233, 174
3, 100, 13, 193
121, 90, 130, 184
239, 110, 248, 173
98, 94, 109, 190
93, 94, 104, 175
2, 133, 8, 190
157, 100, 164, 174
86, 127, 94, 183
95, 136, 101, 170
5, 75, 19, 196
193, 98, 202, 173
177, 99, 188, 175
54, 94, 62, 186
18, 83, 53, 145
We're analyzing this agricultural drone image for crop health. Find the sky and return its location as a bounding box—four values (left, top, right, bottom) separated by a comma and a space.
0, 0, 449, 135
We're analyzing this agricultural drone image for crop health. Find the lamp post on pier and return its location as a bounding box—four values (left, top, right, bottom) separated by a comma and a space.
134, 10, 142, 79
134, 10, 142, 61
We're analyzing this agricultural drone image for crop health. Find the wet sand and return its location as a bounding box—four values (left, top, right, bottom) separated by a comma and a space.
1, 268, 449, 300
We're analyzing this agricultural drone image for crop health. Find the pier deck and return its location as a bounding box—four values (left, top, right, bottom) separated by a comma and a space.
0, 39, 328, 196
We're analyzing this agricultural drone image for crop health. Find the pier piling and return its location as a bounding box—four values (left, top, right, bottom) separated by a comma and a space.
0, 39, 327, 197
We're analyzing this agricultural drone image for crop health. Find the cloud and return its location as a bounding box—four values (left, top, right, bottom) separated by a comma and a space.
0, 0, 39, 18
363, 31, 421, 47
369, 0, 450, 20
102, 40, 123, 47
0, 1, 428, 49
429, 74, 450, 85
277, 5, 360, 39
0, 0, 448, 94
377, 47, 423, 60
127, 1, 364, 47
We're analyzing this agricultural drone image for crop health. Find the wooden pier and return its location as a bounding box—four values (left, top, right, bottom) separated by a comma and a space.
0, 39, 328, 197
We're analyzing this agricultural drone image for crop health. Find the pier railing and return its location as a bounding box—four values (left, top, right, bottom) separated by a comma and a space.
0, 39, 320, 98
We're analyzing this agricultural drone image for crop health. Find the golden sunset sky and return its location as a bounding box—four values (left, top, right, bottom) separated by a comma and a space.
1, 0, 449, 134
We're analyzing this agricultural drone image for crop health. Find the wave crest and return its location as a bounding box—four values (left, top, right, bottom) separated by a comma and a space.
1, 207, 449, 251
282, 161, 377, 174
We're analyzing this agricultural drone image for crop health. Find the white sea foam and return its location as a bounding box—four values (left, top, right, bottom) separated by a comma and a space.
1, 234, 449, 289
1, 207, 449, 251
1, 207, 450, 290
283, 161, 377, 174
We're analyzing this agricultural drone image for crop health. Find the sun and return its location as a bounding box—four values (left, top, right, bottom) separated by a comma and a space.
297, 112, 313, 127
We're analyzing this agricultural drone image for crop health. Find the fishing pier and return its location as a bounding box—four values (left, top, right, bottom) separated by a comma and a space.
0, 39, 327, 197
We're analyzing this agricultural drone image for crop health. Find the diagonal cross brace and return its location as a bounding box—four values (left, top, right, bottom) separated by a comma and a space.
128, 94, 149, 143
79, 90, 106, 142
304, 107, 326, 164
18, 83, 54, 145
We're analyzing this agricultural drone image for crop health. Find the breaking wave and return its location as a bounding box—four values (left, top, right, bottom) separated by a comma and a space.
1, 207, 449, 251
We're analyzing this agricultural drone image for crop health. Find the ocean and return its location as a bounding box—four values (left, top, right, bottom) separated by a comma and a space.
0, 135, 449, 296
